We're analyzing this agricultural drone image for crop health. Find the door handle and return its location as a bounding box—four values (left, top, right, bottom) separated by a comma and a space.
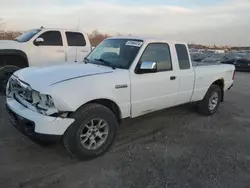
170, 76, 177, 80
56, 49, 64, 53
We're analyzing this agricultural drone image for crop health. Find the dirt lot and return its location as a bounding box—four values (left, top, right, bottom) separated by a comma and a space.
0, 72, 250, 188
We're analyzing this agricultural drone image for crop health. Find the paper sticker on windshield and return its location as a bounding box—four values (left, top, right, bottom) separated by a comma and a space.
126, 41, 143, 47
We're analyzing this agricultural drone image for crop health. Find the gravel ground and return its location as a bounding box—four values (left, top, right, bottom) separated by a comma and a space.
0, 72, 250, 188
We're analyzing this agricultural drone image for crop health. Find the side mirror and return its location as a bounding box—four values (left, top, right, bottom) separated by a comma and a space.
34, 38, 44, 46
138, 61, 157, 74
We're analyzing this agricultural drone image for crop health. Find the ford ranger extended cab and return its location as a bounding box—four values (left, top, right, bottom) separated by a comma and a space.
0, 27, 92, 93
6, 37, 235, 160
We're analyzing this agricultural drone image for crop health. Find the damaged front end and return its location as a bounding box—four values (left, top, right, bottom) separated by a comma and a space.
7, 75, 60, 116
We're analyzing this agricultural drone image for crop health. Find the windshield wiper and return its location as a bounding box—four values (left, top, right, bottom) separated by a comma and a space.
94, 58, 116, 69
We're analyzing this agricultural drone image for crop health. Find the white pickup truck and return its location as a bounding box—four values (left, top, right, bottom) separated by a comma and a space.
6, 37, 235, 160
0, 27, 92, 92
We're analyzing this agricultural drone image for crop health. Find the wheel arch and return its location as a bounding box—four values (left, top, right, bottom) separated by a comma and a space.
0, 49, 29, 68
211, 79, 224, 102
74, 98, 122, 124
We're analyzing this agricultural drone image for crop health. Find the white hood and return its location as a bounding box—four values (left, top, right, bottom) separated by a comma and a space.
0, 40, 21, 49
14, 63, 114, 91
0, 40, 17, 43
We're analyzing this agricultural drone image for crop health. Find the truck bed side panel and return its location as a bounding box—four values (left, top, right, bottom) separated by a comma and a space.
191, 64, 234, 102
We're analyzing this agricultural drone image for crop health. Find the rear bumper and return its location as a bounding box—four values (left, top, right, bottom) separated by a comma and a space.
6, 98, 75, 141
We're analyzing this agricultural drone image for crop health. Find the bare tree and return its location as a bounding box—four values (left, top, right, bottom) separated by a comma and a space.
89, 30, 110, 46
0, 18, 21, 40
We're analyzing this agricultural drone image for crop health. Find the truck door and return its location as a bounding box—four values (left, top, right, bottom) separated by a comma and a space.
175, 44, 195, 105
30, 30, 66, 66
65, 32, 91, 62
130, 43, 179, 117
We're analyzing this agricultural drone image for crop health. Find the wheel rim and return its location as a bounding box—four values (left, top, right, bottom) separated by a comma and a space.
79, 118, 109, 150
208, 92, 219, 111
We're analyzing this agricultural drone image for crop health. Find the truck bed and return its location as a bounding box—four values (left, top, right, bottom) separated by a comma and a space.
191, 62, 234, 103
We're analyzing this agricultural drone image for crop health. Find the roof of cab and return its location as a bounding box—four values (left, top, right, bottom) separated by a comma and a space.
37, 27, 88, 34
107, 36, 186, 45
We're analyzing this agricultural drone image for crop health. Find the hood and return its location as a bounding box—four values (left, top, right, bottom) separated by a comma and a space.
0, 40, 19, 44
14, 63, 113, 91
0, 40, 20, 49
0, 40, 15, 43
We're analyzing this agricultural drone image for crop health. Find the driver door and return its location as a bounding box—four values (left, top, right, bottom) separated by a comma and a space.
130, 43, 179, 117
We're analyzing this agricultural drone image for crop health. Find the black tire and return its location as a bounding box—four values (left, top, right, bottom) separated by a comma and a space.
197, 84, 222, 116
63, 103, 118, 160
0, 66, 20, 95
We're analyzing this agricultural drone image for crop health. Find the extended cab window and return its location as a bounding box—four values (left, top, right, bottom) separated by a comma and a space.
37, 31, 63, 46
66, 32, 86, 46
175, 44, 191, 70
140, 43, 172, 71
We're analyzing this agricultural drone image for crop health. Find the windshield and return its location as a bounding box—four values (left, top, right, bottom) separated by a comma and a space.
87, 39, 143, 69
15, 29, 41, 42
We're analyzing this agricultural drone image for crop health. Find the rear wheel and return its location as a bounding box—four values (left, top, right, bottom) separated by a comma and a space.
197, 85, 222, 116
63, 103, 118, 160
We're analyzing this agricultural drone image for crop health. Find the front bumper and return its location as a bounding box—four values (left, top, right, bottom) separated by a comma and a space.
6, 98, 75, 140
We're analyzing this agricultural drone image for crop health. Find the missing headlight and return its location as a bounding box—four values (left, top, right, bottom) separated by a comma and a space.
38, 94, 54, 109
35, 93, 58, 115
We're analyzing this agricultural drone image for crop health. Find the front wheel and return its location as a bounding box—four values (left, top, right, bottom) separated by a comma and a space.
63, 103, 118, 160
197, 85, 222, 116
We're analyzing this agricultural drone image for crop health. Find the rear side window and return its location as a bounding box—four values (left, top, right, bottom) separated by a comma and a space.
38, 31, 63, 46
175, 44, 191, 70
66, 32, 86, 46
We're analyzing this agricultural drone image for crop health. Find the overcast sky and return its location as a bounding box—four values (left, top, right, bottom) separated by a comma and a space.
1, 0, 250, 46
